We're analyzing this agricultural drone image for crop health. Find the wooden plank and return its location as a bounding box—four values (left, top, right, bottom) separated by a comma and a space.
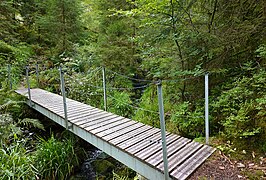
108, 125, 153, 145
74, 112, 114, 126
90, 118, 131, 134
178, 147, 215, 180
32, 99, 64, 109
117, 128, 161, 150
126, 131, 169, 155
161, 141, 203, 172
135, 134, 179, 161
146, 137, 191, 167
69, 110, 103, 122
84, 116, 124, 131
95, 120, 137, 138
67, 108, 100, 120
81, 114, 120, 129
171, 146, 215, 180
101, 123, 146, 142
45, 103, 92, 112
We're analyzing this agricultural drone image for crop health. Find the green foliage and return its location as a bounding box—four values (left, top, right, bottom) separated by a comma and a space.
0, 40, 32, 89
0, 90, 44, 143
36, 0, 83, 60
0, 0, 19, 43
113, 171, 128, 180
38, 68, 60, 93
108, 91, 133, 118
65, 70, 103, 108
18, 118, 45, 131
133, 86, 159, 127
0, 142, 37, 180
34, 134, 79, 180
170, 102, 204, 138
212, 66, 266, 148
0, 90, 45, 180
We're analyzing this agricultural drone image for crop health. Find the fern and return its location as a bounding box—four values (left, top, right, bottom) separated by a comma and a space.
0, 100, 24, 113
18, 118, 45, 131
112, 171, 129, 180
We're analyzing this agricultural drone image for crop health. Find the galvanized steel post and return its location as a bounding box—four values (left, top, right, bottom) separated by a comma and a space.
157, 80, 170, 180
36, 64, 39, 87
102, 67, 107, 111
205, 73, 209, 145
26, 66, 32, 106
59, 65, 68, 129
8, 64, 12, 89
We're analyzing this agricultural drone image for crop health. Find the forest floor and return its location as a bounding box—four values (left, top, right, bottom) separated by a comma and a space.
188, 151, 266, 180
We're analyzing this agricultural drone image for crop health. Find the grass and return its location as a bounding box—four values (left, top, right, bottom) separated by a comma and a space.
34, 134, 79, 180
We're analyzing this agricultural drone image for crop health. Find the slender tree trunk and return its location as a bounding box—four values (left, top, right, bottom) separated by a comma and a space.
208, 0, 218, 33
170, 0, 186, 101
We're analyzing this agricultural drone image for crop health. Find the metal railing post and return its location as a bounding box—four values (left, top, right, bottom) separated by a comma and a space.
36, 64, 39, 87
8, 64, 12, 89
102, 67, 107, 111
157, 80, 170, 180
205, 73, 209, 145
59, 65, 68, 129
26, 66, 32, 106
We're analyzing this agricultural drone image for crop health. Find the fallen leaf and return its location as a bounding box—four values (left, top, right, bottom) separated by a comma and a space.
237, 163, 245, 168
219, 166, 225, 170
252, 151, 256, 158
237, 175, 243, 178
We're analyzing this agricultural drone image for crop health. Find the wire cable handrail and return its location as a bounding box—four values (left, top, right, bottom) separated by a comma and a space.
83, 82, 152, 91
105, 68, 154, 83
107, 94, 204, 119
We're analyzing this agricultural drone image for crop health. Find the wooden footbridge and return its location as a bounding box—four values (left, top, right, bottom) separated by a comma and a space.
16, 88, 215, 180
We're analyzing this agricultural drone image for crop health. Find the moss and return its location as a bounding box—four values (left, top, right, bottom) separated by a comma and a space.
92, 159, 115, 178
242, 170, 264, 180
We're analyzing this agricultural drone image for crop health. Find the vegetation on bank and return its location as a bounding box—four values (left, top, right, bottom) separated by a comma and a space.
0, 0, 266, 179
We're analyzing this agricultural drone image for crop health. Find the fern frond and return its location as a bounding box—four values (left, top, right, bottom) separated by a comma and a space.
112, 171, 129, 180
0, 113, 13, 125
0, 100, 24, 111
18, 118, 45, 131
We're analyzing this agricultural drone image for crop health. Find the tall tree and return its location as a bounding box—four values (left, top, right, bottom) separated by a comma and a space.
37, 0, 83, 60
0, 0, 19, 43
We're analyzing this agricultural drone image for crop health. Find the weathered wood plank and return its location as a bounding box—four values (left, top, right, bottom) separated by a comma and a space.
126, 132, 169, 155
81, 114, 120, 129
101, 123, 146, 142
146, 137, 191, 167
84, 116, 124, 131
108, 125, 153, 145
117, 128, 161, 150
46, 103, 92, 112
68, 108, 101, 120
69, 110, 105, 123
135, 134, 179, 161
74, 112, 114, 126
163, 141, 203, 172
90, 118, 131, 134
95, 120, 137, 138
171, 146, 215, 180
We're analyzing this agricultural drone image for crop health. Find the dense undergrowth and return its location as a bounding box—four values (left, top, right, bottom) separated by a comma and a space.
0, 89, 79, 179
0, 87, 137, 180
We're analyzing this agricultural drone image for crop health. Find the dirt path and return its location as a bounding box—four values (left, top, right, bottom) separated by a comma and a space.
188, 151, 266, 180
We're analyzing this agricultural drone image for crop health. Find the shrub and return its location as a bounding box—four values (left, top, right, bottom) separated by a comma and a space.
212, 67, 266, 149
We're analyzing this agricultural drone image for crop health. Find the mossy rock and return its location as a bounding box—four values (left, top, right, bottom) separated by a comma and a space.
92, 159, 115, 177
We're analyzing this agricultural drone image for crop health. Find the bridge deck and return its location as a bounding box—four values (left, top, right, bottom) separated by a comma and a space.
16, 88, 215, 180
